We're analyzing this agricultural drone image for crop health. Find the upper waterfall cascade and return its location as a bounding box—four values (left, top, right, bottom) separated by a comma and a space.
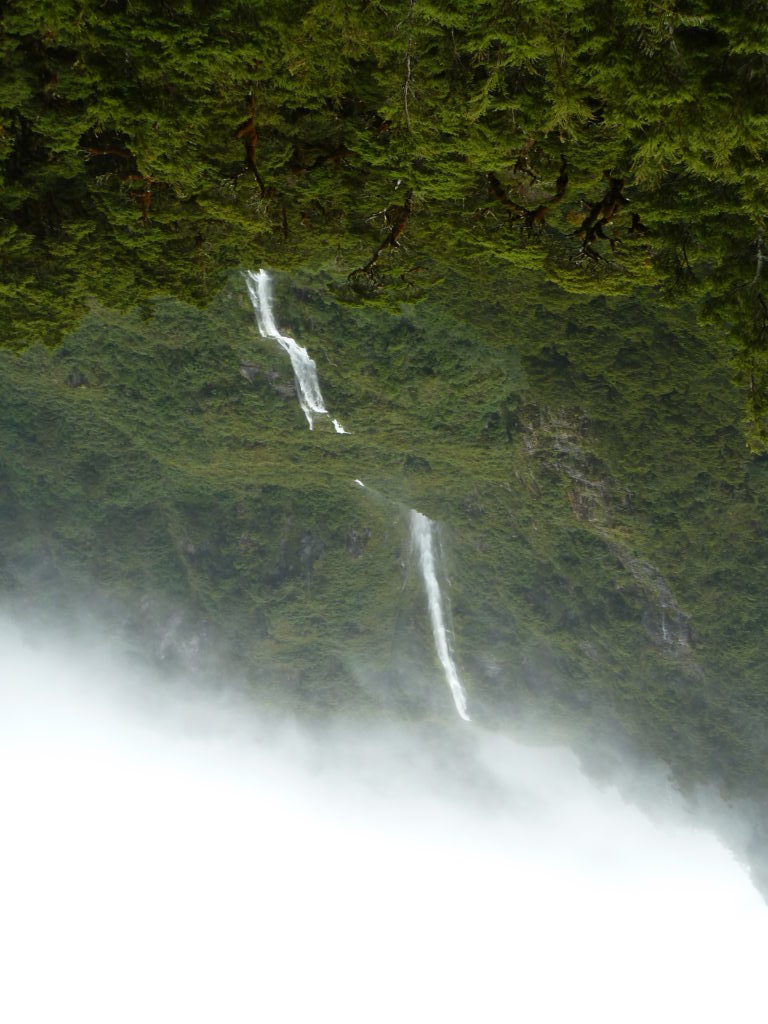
245, 269, 348, 433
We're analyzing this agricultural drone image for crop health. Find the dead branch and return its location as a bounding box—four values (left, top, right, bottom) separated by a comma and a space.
574, 172, 629, 250
752, 233, 766, 287
348, 190, 413, 290
402, 0, 416, 131
83, 146, 133, 160
513, 138, 540, 184
488, 156, 569, 233
234, 114, 267, 196
125, 173, 155, 222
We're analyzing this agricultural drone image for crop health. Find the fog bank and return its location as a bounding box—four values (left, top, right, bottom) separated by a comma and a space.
1, 617, 765, 1024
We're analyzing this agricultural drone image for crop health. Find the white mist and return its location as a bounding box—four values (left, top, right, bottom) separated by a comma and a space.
1, 619, 767, 1024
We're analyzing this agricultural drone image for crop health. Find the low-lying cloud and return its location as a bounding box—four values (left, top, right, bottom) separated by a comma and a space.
1, 615, 765, 1024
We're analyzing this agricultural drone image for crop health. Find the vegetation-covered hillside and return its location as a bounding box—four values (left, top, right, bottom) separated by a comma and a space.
3, 1, 768, 889
2, 271, 767, 808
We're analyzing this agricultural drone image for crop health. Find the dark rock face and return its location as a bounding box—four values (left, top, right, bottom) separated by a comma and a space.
300, 531, 325, 571
346, 526, 371, 557
239, 363, 295, 397
67, 370, 89, 388
404, 454, 431, 473
239, 362, 275, 384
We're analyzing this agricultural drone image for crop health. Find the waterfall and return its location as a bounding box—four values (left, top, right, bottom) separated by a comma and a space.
245, 269, 348, 433
247, 271, 468, 720
410, 509, 471, 722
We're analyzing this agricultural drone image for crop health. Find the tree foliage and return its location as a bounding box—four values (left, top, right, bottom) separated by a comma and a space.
1, 0, 767, 439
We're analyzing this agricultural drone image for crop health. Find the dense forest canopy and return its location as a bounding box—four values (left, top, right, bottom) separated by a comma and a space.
3, 1, 768, 894
2, 0, 768, 439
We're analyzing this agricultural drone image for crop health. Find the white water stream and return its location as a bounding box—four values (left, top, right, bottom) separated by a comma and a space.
410, 510, 471, 722
245, 269, 347, 433
246, 270, 467, 719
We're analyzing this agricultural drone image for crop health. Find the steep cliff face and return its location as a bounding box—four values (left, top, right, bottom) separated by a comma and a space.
520, 404, 695, 655
1, 269, 767, 894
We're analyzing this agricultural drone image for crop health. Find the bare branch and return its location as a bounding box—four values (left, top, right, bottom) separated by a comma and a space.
752, 233, 766, 287
403, 52, 412, 132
